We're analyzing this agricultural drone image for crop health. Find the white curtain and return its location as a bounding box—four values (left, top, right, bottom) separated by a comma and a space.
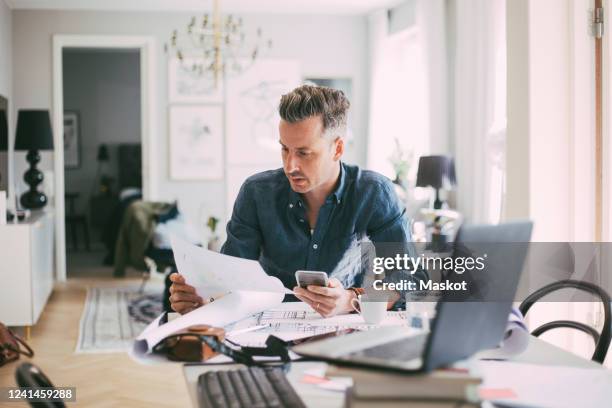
367, 0, 505, 222
367, 1, 447, 182
453, 0, 507, 223
367, 9, 422, 180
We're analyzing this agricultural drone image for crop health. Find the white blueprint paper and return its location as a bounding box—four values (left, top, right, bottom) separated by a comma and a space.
477, 308, 530, 360
225, 302, 412, 347
134, 290, 284, 354
171, 235, 292, 298
478, 361, 612, 408
133, 237, 290, 356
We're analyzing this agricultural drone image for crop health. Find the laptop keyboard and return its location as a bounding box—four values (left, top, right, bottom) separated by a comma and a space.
348, 333, 428, 361
197, 366, 306, 408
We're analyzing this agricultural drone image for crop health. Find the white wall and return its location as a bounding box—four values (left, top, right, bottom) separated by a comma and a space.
0, 0, 12, 204
0, 1, 11, 102
0, 1, 11, 100
505, 0, 530, 223
12, 10, 369, 226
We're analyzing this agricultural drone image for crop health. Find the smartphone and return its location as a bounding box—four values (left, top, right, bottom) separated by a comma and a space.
295, 270, 329, 289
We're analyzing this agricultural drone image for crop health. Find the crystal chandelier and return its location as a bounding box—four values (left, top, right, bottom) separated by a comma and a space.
165, 0, 272, 88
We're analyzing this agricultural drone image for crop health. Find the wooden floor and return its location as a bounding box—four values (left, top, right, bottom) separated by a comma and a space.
0, 277, 191, 407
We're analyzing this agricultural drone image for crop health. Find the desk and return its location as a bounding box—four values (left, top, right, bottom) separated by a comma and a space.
182, 336, 602, 407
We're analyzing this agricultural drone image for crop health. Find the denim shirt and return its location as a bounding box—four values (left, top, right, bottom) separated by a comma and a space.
221, 162, 427, 304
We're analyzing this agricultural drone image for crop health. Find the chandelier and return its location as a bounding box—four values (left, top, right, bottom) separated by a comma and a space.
165, 0, 272, 88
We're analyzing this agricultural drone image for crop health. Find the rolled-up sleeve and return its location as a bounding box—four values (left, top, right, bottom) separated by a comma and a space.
220, 180, 262, 260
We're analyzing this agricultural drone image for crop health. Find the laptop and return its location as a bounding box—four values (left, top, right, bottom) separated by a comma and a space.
292, 221, 533, 373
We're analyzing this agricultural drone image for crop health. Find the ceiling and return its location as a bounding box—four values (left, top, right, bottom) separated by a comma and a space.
5, 0, 404, 15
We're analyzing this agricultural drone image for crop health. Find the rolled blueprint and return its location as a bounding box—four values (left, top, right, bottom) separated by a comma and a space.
133, 290, 284, 355
480, 307, 530, 359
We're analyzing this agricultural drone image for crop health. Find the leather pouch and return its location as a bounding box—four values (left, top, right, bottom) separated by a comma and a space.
154, 325, 225, 362
0, 323, 34, 367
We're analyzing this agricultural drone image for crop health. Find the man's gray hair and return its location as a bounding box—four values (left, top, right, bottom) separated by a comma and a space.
278, 84, 350, 139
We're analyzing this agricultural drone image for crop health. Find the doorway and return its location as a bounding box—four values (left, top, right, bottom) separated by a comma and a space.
62, 48, 143, 277
52, 35, 158, 281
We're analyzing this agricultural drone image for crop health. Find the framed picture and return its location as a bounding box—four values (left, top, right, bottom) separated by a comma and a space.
225, 59, 301, 166
169, 105, 224, 180
63, 111, 80, 169
168, 58, 224, 103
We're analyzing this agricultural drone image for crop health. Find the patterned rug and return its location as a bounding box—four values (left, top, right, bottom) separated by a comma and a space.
76, 285, 164, 353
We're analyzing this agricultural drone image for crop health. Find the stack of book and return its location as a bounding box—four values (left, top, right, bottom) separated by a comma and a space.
326, 365, 482, 407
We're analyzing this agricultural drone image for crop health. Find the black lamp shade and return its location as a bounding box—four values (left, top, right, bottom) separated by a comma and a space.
14, 110, 54, 151
97, 144, 110, 161
416, 155, 457, 189
0, 110, 7, 151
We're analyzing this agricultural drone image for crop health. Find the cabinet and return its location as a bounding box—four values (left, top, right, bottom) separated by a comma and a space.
0, 210, 54, 326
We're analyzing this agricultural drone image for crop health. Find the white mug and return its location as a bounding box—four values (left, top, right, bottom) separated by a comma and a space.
351, 295, 387, 325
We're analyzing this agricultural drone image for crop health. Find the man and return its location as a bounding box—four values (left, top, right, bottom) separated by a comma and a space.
170, 85, 425, 316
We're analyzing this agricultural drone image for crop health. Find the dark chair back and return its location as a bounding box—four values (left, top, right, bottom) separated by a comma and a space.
519, 280, 611, 363
14, 363, 66, 408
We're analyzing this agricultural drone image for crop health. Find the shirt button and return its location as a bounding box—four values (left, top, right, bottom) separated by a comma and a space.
313, 244, 318, 249
289, 204, 293, 208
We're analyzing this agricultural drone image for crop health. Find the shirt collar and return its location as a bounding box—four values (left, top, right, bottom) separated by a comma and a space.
331, 162, 347, 204
287, 162, 346, 206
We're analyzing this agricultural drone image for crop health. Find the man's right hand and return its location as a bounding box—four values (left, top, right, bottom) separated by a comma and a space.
169, 273, 206, 314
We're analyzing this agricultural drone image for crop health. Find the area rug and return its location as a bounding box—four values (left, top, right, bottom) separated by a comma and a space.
76, 285, 164, 353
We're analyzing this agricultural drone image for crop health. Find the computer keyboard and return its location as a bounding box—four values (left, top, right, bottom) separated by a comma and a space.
197, 366, 306, 408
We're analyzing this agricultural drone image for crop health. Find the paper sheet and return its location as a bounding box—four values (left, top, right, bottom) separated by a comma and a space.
478, 308, 530, 360
476, 361, 612, 408
225, 302, 411, 347
171, 235, 292, 298
133, 290, 284, 354
498, 308, 530, 356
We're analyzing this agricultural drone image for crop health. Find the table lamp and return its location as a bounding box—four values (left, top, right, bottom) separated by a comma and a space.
93, 143, 113, 196
14, 110, 54, 209
0, 110, 7, 187
97, 144, 109, 162
416, 155, 457, 209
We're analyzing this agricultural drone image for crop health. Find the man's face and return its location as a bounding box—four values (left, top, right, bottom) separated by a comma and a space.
279, 115, 343, 194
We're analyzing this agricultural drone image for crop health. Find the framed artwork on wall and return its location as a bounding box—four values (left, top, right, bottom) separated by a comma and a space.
225, 59, 301, 166
63, 111, 80, 169
168, 58, 224, 103
169, 105, 224, 180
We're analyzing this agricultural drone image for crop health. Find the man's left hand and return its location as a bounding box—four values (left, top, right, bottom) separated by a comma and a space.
293, 277, 355, 317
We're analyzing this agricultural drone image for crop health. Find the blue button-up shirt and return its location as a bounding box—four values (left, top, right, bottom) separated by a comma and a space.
221, 162, 426, 302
